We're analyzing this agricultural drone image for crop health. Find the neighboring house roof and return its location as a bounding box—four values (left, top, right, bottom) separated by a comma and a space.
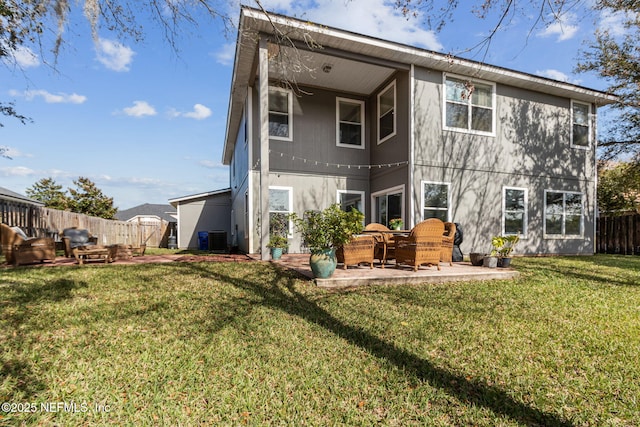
0, 186, 44, 206
115, 203, 177, 223
168, 188, 232, 207
223, 6, 619, 164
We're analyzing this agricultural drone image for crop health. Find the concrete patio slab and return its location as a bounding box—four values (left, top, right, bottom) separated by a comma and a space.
273, 254, 520, 289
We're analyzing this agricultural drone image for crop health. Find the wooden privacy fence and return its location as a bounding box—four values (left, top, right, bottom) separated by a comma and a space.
0, 200, 167, 248
596, 213, 640, 255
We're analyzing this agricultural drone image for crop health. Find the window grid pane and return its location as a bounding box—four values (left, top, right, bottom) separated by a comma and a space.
446, 102, 468, 129
269, 89, 290, 138
269, 189, 289, 213
504, 189, 526, 235
545, 192, 582, 236
445, 76, 493, 133
423, 183, 448, 221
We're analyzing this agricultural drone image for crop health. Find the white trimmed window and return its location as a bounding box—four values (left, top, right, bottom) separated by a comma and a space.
571, 101, 591, 148
544, 190, 583, 237
337, 190, 365, 214
269, 87, 293, 141
422, 181, 450, 221
503, 187, 527, 236
377, 80, 396, 144
269, 186, 293, 235
444, 74, 495, 136
372, 185, 404, 228
336, 98, 365, 149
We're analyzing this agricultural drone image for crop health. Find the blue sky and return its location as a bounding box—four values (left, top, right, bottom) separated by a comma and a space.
0, 0, 621, 209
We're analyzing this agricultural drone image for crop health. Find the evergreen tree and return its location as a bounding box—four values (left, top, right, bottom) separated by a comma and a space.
577, 0, 640, 161
67, 177, 118, 219
25, 177, 69, 210
598, 161, 640, 214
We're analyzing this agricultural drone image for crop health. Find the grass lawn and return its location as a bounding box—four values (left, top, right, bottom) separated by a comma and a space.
1, 255, 639, 426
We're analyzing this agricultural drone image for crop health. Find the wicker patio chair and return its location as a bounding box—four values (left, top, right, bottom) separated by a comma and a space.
394, 218, 444, 271
364, 222, 395, 267
0, 223, 56, 266
61, 227, 98, 257
336, 234, 375, 269
440, 222, 457, 266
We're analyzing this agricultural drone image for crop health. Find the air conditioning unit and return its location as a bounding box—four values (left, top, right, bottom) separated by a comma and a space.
208, 231, 227, 252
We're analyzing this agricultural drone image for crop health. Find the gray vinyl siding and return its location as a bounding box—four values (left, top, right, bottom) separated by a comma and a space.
250, 172, 369, 253
411, 66, 596, 255
230, 109, 251, 253
176, 194, 231, 250
370, 72, 411, 219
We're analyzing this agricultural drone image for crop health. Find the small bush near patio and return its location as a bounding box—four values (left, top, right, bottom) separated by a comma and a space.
1, 255, 639, 426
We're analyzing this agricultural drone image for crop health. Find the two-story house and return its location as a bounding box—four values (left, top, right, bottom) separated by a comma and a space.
222, 7, 617, 259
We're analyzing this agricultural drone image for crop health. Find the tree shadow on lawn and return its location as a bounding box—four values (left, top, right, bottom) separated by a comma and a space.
1, 277, 88, 400
519, 255, 640, 287
184, 262, 574, 427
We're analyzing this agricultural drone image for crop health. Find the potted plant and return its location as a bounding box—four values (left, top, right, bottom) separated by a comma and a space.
267, 213, 289, 260
290, 204, 364, 278
492, 235, 520, 267
469, 252, 485, 266
388, 218, 404, 230
483, 247, 499, 268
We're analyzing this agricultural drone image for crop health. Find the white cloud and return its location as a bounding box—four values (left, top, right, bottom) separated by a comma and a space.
0, 146, 29, 159
257, 0, 443, 50
199, 159, 219, 168
9, 89, 87, 104
599, 9, 638, 38
536, 69, 570, 82
169, 104, 212, 120
536, 69, 581, 85
96, 38, 135, 72
0, 166, 36, 177
183, 104, 212, 120
537, 12, 579, 42
214, 43, 236, 66
120, 101, 157, 117
13, 46, 40, 68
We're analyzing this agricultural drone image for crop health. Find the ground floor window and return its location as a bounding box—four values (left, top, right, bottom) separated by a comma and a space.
372, 186, 404, 228
503, 187, 527, 236
544, 190, 583, 237
422, 181, 449, 221
337, 190, 365, 214
269, 186, 292, 235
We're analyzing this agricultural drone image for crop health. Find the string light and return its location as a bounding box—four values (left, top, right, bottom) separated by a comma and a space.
264, 149, 410, 170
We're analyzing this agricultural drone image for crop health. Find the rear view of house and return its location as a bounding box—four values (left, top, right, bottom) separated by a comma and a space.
223, 7, 617, 259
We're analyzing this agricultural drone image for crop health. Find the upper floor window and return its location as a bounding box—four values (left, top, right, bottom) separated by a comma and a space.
336, 98, 365, 149
444, 75, 495, 136
269, 87, 292, 141
503, 187, 528, 237
571, 101, 591, 148
377, 80, 396, 144
422, 181, 450, 221
544, 190, 583, 237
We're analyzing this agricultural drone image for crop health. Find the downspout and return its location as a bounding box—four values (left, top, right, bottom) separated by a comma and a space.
258, 37, 270, 260
247, 85, 254, 254
409, 64, 416, 228
593, 105, 598, 254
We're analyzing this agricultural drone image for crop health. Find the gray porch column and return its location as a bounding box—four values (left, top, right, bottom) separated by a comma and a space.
258, 37, 270, 260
